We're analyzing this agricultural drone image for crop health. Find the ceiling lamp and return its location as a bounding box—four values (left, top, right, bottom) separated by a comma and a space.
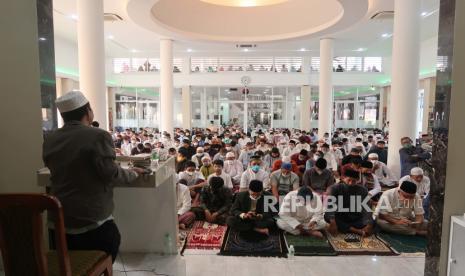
200, 0, 289, 7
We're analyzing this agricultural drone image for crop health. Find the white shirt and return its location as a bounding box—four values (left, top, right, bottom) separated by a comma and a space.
177, 183, 192, 216
295, 143, 310, 152
278, 191, 326, 230
372, 161, 397, 186
399, 175, 430, 196
223, 160, 244, 183
374, 188, 425, 219
121, 142, 133, 156
323, 151, 338, 171
239, 137, 252, 148
282, 146, 298, 157
208, 171, 233, 189
178, 171, 205, 187
240, 169, 270, 190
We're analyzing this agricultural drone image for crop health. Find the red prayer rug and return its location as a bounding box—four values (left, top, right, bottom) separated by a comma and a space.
182, 221, 227, 253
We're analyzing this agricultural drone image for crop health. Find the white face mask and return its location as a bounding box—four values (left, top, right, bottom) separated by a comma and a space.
250, 195, 261, 201
187, 171, 194, 176
226, 147, 232, 151
313, 156, 320, 161
370, 160, 378, 165
196, 152, 204, 157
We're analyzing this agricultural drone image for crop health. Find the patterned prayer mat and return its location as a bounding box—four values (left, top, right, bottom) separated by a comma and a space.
377, 232, 426, 254
284, 234, 336, 256
181, 221, 227, 254
220, 228, 288, 257
326, 232, 396, 255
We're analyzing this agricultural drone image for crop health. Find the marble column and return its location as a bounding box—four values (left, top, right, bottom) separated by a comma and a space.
181, 86, 192, 130
160, 39, 174, 136
300, 85, 311, 131
77, 0, 108, 129
386, 0, 421, 177
318, 38, 333, 138
425, 0, 465, 275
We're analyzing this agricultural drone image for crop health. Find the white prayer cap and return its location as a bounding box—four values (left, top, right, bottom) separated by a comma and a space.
226, 152, 235, 158
368, 153, 379, 159
282, 156, 291, 163
355, 142, 364, 147
411, 167, 424, 176
201, 155, 211, 161
56, 90, 89, 113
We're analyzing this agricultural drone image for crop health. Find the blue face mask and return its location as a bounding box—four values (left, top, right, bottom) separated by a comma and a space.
251, 165, 261, 173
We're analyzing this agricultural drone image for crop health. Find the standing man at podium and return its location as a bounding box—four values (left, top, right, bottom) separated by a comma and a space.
43, 91, 144, 262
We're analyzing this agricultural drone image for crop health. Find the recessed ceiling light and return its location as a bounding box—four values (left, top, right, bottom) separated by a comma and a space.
39, 37, 47, 41
130, 49, 138, 53
243, 48, 249, 52
187, 48, 193, 52
107, 35, 114, 40
355, 48, 367, 52
69, 14, 78, 21
381, 33, 391, 38
421, 11, 428, 16
300, 48, 306, 52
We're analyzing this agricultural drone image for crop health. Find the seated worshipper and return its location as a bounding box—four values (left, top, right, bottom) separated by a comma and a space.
340, 156, 362, 177
291, 149, 310, 177
178, 139, 196, 160
239, 157, 270, 192
302, 158, 335, 194
200, 155, 215, 179
191, 147, 206, 169
131, 143, 146, 156
321, 143, 338, 175
213, 146, 228, 162
367, 153, 397, 187
192, 177, 233, 225
375, 181, 427, 236
399, 167, 430, 219
270, 162, 300, 199
359, 161, 382, 202
399, 136, 431, 177
341, 148, 361, 166
282, 140, 298, 157
175, 151, 189, 173
277, 186, 326, 237
207, 159, 233, 190
367, 140, 388, 164
271, 155, 299, 174
178, 161, 206, 202
325, 169, 374, 236
223, 152, 244, 188
120, 137, 132, 156
177, 179, 195, 229
238, 142, 256, 170
227, 180, 277, 236
305, 150, 321, 171
263, 147, 282, 172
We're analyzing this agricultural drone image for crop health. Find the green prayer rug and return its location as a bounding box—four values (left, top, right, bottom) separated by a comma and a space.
377, 232, 426, 254
285, 234, 336, 256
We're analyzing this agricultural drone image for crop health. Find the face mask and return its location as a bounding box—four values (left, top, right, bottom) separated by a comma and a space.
370, 160, 378, 165
187, 171, 194, 176
402, 143, 412, 149
226, 160, 234, 164
299, 156, 306, 161
251, 165, 260, 173
203, 162, 211, 166
226, 146, 232, 151
196, 153, 204, 157
131, 141, 137, 144
313, 156, 320, 161
193, 143, 198, 147
250, 195, 261, 201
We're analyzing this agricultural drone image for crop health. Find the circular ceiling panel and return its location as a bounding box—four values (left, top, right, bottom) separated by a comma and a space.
127, 0, 370, 42
199, 0, 289, 7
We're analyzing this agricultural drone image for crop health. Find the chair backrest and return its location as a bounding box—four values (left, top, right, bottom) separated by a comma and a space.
0, 194, 71, 276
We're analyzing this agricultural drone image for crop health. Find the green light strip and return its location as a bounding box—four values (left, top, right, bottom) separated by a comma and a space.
55, 66, 118, 86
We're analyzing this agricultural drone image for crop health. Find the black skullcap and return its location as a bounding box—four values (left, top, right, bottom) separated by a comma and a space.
297, 186, 313, 201
209, 176, 224, 190
350, 147, 360, 153
345, 169, 360, 179
361, 160, 373, 169
400, 181, 417, 194
182, 139, 190, 144
271, 147, 280, 154
322, 143, 330, 148
315, 158, 327, 170
299, 149, 308, 156
249, 180, 263, 192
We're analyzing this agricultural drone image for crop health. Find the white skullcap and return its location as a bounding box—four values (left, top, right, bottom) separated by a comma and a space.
196, 147, 204, 152
201, 155, 211, 161
226, 152, 235, 158
56, 91, 89, 113
282, 156, 291, 163
411, 167, 424, 176
368, 153, 379, 159
355, 142, 364, 147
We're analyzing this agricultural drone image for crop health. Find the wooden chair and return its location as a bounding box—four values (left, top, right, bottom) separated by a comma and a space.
0, 193, 112, 276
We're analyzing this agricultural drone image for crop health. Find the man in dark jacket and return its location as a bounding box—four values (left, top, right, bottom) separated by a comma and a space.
399, 137, 431, 177
366, 140, 388, 164
226, 180, 277, 236
43, 91, 143, 262
192, 177, 232, 225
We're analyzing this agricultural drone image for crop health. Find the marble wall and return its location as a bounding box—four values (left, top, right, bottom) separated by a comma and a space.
425, 0, 455, 275
37, 0, 57, 130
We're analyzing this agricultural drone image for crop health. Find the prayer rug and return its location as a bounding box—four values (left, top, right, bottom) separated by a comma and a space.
219, 228, 288, 257
326, 232, 396, 255
377, 232, 426, 254
284, 234, 336, 256
181, 221, 227, 255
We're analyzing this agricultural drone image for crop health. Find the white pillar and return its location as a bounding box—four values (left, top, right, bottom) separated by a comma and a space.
300, 85, 311, 131
160, 39, 174, 136
77, 0, 108, 129
318, 38, 334, 137
181, 86, 192, 129
387, 0, 421, 176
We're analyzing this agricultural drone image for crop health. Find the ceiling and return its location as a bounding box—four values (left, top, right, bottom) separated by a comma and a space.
52, 0, 440, 57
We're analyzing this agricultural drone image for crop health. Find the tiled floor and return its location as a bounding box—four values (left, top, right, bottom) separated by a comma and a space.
112, 253, 425, 276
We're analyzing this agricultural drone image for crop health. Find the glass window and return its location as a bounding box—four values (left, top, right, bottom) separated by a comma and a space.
333, 57, 346, 72
274, 57, 302, 72
311, 57, 320, 72
346, 57, 363, 72
220, 87, 247, 101
363, 57, 382, 72
113, 58, 131, 73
